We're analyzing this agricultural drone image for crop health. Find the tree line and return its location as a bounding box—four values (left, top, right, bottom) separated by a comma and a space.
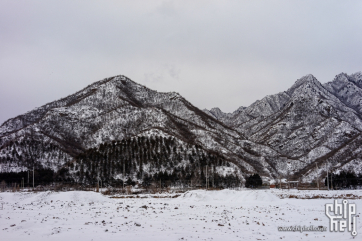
324, 171, 362, 189
0, 135, 243, 188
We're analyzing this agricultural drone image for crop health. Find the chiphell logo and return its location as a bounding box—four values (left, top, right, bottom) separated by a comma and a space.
325, 200, 357, 236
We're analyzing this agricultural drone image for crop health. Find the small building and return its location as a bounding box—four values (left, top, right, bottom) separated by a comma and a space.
287, 181, 299, 189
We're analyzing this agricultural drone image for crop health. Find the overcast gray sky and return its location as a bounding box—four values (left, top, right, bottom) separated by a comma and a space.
1, 0, 362, 124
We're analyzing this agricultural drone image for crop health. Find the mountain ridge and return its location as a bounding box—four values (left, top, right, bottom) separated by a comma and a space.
1, 72, 362, 186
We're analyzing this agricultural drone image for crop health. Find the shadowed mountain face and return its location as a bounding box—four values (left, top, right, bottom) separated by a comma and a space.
1, 73, 362, 184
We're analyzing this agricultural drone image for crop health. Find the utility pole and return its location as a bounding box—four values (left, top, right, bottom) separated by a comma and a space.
123, 162, 125, 190
316, 163, 319, 190
212, 165, 214, 188
33, 166, 34, 189
27, 170, 29, 187
329, 161, 333, 190
96, 177, 99, 192
331, 170, 333, 190
206, 165, 208, 190
326, 163, 329, 191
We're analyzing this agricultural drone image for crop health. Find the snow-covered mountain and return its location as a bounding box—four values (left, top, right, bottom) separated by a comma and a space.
205, 73, 362, 182
0, 75, 282, 184
1, 73, 362, 185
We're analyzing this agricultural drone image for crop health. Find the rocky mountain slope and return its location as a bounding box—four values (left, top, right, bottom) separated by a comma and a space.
1, 73, 362, 185
205, 72, 362, 182
0, 75, 282, 185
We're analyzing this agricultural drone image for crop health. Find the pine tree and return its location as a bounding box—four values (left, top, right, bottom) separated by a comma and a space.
245, 174, 262, 188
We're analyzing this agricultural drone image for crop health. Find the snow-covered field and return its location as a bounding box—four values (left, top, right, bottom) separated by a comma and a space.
0, 189, 361, 241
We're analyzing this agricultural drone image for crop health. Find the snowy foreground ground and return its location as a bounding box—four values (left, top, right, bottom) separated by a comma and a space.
1, 189, 361, 241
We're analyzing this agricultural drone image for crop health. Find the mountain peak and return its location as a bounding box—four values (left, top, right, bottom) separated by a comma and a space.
327, 72, 362, 89
348, 71, 362, 88
333, 72, 349, 82
232, 106, 246, 115
208, 107, 227, 120
295, 74, 318, 84
285, 74, 322, 97
352, 71, 362, 77
210, 107, 223, 113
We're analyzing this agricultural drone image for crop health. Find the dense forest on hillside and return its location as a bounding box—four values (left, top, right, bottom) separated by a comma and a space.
0, 132, 247, 188
70, 135, 241, 188
0, 136, 71, 172
0, 135, 242, 188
